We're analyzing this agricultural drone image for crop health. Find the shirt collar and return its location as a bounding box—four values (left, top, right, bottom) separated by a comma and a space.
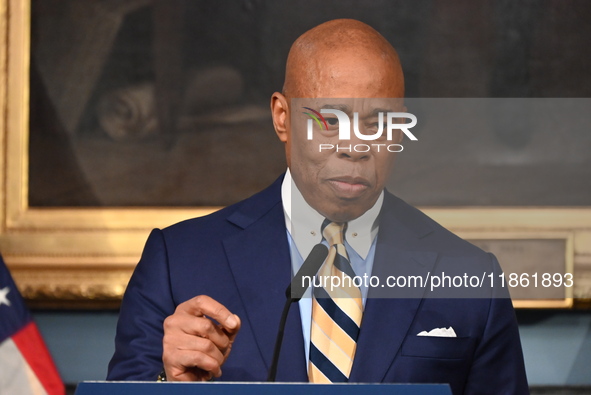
281, 169, 383, 260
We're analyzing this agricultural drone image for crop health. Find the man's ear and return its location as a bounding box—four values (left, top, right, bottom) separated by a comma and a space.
271, 92, 289, 143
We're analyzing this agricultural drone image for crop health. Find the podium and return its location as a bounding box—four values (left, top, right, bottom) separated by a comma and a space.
75, 381, 452, 395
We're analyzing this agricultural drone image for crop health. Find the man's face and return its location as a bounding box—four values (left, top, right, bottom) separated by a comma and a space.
275, 47, 405, 222
289, 98, 402, 222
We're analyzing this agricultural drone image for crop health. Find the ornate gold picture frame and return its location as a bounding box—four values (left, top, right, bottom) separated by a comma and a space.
1, 0, 590, 308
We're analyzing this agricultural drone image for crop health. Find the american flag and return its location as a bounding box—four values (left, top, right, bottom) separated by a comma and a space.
0, 256, 64, 395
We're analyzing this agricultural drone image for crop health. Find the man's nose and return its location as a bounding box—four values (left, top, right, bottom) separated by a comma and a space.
335, 143, 371, 161
337, 122, 375, 161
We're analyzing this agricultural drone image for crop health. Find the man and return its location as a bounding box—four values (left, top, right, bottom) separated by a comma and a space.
108, 19, 529, 394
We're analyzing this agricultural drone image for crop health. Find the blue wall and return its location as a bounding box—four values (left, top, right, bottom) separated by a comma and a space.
32, 310, 591, 385
33, 311, 119, 383
517, 310, 591, 385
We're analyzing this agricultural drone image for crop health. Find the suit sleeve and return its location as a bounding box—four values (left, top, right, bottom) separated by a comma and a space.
463, 253, 529, 394
107, 229, 176, 380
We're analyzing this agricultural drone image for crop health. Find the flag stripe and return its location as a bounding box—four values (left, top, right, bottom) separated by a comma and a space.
0, 337, 48, 395
12, 322, 64, 395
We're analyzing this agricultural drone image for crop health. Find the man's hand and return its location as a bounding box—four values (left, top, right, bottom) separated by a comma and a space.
162, 295, 241, 381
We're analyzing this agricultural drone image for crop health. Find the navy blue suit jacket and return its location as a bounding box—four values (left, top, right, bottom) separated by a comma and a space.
108, 175, 528, 394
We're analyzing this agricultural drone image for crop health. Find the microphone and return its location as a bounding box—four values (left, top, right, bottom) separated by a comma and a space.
287, 243, 330, 302
267, 243, 328, 382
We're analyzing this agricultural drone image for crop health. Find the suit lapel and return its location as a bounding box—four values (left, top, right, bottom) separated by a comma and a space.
223, 179, 308, 381
349, 193, 438, 382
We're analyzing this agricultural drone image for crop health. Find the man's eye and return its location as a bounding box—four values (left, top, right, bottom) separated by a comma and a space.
366, 123, 387, 131
325, 118, 339, 126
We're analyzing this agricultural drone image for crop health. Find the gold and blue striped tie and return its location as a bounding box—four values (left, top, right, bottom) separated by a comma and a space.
308, 220, 363, 383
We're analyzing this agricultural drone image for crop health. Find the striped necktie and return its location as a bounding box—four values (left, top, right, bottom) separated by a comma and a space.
308, 220, 363, 383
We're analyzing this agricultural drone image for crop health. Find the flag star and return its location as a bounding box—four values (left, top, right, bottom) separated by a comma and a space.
0, 286, 10, 307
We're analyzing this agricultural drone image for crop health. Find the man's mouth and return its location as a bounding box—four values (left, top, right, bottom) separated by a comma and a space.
326, 177, 370, 198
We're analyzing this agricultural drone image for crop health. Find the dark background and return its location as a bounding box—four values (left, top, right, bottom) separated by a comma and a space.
29, 0, 591, 207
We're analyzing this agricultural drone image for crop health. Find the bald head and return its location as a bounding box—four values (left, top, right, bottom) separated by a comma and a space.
283, 19, 404, 98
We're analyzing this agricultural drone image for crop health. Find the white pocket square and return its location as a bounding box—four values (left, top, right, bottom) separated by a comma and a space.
417, 326, 457, 337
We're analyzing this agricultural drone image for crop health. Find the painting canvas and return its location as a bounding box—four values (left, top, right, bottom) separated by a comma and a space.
28, 0, 591, 208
